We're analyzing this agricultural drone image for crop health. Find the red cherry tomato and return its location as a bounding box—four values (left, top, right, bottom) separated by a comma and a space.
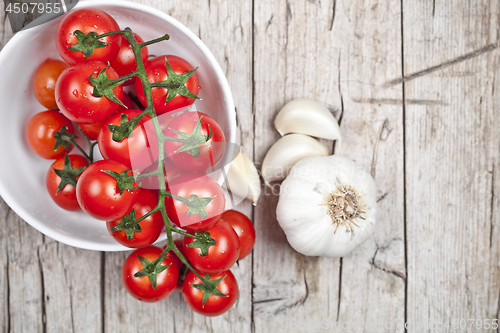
33, 59, 68, 109
110, 33, 149, 85
78, 119, 106, 141
122, 246, 179, 302
78, 93, 135, 140
183, 220, 240, 274
98, 109, 158, 170
221, 210, 255, 260
55, 61, 123, 124
76, 159, 140, 221
163, 111, 226, 173
158, 110, 187, 131
182, 269, 238, 317
106, 189, 164, 248
165, 174, 225, 231
55, 8, 121, 65
46, 154, 88, 211
135, 55, 200, 115
26, 110, 74, 159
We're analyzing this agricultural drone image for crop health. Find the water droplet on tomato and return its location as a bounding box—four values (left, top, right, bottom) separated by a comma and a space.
72, 89, 79, 97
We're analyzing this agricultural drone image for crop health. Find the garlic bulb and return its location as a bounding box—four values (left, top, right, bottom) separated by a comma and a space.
274, 99, 341, 141
225, 152, 261, 205
261, 134, 328, 185
276, 155, 376, 258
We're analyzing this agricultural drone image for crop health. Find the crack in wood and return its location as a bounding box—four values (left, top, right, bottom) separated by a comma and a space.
377, 192, 389, 202
384, 43, 498, 87
265, 14, 273, 31
336, 257, 342, 322
371, 119, 393, 178
37, 246, 47, 333
497, 286, 500, 333
100, 252, 105, 333
302, 270, 309, 305
6, 248, 10, 333
371, 251, 406, 281
329, 0, 336, 31
333, 50, 344, 153
250, 0, 256, 331
352, 98, 447, 106
69, 281, 75, 333
400, 0, 408, 329
253, 297, 284, 304
337, 51, 344, 126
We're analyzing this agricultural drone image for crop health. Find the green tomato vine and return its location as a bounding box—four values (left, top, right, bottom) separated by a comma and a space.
55, 27, 227, 305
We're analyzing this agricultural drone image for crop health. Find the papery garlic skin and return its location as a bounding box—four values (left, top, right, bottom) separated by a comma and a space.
225, 152, 261, 205
276, 155, 376, 258
261, 134, 328, 185
274, 99, 341, 141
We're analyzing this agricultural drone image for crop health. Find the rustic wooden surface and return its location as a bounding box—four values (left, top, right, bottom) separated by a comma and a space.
0, 0, 498, 332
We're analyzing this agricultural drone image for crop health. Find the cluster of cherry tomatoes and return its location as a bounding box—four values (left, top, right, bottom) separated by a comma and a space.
25, 7, 255, 317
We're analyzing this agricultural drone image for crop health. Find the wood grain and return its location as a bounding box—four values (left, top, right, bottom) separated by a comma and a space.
0, 0, 499, 332
252, 0, 405, 332
38, 242, 102, 332
403, 0, 500, 331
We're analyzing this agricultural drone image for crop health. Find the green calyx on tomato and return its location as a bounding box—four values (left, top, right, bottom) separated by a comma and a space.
190, 273, 228, 307
107, 112, 146, 142
88, 65, 129, 108
186, 231, 216, 257
110, 209, 142, 241
170, 192, 215, 219
151, 57, 200, 104
67, 30, 109, 58
53, 125, 77, 151
101, 169, 140, 195
53, 125, 93, 164
164, 116, 212, 158
133, 254, 171, 290
52, 153, 87, 194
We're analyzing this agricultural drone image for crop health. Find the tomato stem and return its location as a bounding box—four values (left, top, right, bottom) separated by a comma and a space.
73, 123, 95, 163
119, 29, 212, 287
169, 227, 197, 239
76, 27, 215, 291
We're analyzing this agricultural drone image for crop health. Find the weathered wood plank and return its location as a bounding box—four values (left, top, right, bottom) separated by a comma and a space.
403, 0, 500, 331
4, 201, 44, 333
38, 242, 102, 333
0, 11, 15, 333
252, 0, 405, 332
104, 1, 254, 332
0, 202, 8, 333
334, 0, 406, 331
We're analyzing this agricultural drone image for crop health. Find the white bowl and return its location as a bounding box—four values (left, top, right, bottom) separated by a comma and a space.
0, 0, 236, 251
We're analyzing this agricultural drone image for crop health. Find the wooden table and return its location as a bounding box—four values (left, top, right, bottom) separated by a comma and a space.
1, 0, 499, 332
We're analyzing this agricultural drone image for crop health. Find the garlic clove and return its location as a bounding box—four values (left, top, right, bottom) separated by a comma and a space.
274, 99, 341, 141
225, 151, 261, 205
261, 133, 328, 185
